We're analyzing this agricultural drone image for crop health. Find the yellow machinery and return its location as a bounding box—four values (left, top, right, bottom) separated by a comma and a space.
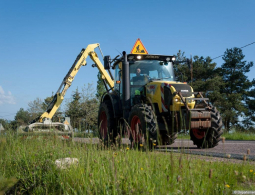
24, 44, 114, 137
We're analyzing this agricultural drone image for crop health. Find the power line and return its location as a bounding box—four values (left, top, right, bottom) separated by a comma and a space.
212, 41, 255, 60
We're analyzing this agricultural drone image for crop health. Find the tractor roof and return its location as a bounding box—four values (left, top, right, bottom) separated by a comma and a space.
112, 54, 175, 69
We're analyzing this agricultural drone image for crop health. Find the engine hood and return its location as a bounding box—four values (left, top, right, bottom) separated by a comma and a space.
146, 81, 193, 97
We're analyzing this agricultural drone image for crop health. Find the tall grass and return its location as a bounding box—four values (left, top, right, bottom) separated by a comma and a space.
0, 133, 255, 194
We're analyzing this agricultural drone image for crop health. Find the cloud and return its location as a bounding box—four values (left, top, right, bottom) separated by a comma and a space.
0, 86, 16, 105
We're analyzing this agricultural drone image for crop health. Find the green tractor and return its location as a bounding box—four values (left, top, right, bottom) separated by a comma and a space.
98, 51, 223, 149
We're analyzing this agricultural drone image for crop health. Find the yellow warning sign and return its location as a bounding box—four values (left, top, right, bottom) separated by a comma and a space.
130, 38, 148, 54
63, 120, 69, 125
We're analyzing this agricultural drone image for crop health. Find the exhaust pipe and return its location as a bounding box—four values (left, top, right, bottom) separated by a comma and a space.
122, 51, 130, 120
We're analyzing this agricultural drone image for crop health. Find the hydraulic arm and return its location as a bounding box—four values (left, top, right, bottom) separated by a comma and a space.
32, 43, 114, 123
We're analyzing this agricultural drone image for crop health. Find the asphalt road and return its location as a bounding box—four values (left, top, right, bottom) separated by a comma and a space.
157, 139, 255, 161
73, 138, 255, 161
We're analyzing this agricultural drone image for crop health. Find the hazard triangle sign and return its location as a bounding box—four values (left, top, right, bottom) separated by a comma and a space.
63, 120, 69, 125
130, 38, 148, 54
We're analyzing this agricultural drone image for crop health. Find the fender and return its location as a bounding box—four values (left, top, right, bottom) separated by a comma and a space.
102, 91, 122, 118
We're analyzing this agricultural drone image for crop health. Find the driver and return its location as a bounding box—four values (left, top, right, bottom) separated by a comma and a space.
136, 68, 141, 77
132, 68, 149, 85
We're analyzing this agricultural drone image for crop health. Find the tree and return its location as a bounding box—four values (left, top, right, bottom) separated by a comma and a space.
0, 119, 17, 130
190, 56, 219, 90
27, 97, 44, 119
0, 119, 10, 130
65, 88, 82, 128
80, 98, 98, 131
27, 95, 62, 122
42, 95, 54, 110
65, 84, 99, 132
216, 47, 254, 131
15, 108, 31, 126
96, 72, 106, 99
80, 83, 98, 130
175, 51, 224, 104
174, 50, 189, 82
190, 56, 225, 107
244, 86, 255, 128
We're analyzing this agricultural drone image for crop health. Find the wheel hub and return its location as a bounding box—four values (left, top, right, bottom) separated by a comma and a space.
192, 129, 205, 139
130, 115, 143, 143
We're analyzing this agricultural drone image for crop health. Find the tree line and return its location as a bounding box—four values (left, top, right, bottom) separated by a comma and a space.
1, 47, 254, 132
175, 47, 254, 131
5, 81, 104, 131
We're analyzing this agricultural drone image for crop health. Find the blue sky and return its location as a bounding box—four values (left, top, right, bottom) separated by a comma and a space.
0, 0, 254, 120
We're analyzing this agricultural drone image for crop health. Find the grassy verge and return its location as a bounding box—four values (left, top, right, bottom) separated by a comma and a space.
222, 132, 255, 141
0, 134, 255, 194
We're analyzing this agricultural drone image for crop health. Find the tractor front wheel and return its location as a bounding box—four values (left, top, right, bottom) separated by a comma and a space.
190, 106, 223, 148
98, 100, 116, 144
128, 104, 157, 149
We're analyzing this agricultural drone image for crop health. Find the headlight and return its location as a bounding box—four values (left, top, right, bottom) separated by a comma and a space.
174, 98, 179, 102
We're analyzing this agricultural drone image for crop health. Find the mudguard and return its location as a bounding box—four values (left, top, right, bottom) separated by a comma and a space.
101, 91, 122, 118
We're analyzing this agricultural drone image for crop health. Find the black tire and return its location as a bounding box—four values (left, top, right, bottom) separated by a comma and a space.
190, 106, 223, 148
128, 104, 157, 149
98, 100, 116, 144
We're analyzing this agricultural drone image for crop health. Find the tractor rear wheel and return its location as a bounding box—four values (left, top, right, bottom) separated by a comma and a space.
98, 100, 116, 144
190, 106, 223, 148
128, 104, 157, 149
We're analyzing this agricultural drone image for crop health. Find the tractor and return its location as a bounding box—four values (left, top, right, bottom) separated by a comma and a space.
25, 42, 222, 148
99, 51, 223, 149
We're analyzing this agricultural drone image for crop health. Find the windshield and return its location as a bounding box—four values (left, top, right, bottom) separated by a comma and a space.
129, 60, 175, 84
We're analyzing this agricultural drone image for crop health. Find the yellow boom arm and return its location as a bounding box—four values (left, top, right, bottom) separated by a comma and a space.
36, 43, 114, 123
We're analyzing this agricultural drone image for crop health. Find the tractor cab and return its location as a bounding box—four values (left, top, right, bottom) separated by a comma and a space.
128, 54, 176, 105
113, 54, 176, 106
128, 54, 176, 82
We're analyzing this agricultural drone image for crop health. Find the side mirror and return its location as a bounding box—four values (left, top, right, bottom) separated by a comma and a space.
104, 55, 111, 70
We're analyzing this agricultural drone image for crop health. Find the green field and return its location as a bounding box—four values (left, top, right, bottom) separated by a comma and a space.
0, 133, 255, 194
